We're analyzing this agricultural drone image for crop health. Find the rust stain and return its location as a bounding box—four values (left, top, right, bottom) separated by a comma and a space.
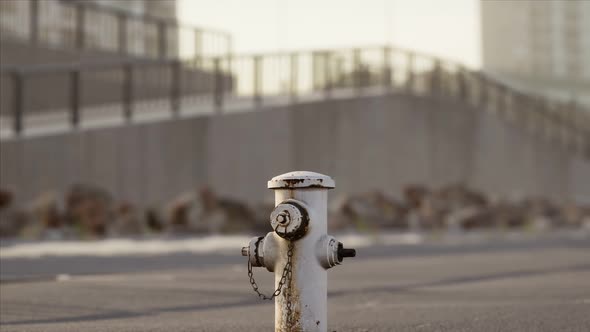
284, 178, 306, 186
288, 289, 302, 332
278, 178, 306, 189
305, 184, 326, 189
277, 179, 329, 190
289, 243, 302, 332
277, 243, 302, 332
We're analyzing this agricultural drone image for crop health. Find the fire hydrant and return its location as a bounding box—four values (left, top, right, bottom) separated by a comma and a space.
242, 171, 356, 332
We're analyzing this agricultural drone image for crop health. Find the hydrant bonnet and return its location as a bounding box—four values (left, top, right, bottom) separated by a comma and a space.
268, 171, 335, 189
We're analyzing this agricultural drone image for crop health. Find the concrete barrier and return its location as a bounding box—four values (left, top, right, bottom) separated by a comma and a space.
1, 93, 588, 206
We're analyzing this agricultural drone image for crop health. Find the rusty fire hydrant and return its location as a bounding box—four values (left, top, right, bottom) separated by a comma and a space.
242, 171, 356, 332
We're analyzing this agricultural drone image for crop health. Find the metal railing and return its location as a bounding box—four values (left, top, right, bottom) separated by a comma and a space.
0, 0, 232, 59
0, 46, 589, 157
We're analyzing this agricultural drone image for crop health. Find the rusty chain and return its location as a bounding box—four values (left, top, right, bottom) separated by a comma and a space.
247, 239, 295, 330
284, 248, 294, 330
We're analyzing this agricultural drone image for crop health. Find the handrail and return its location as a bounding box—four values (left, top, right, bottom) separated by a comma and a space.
0, 0, 232, 59
0, 45, 588, 158
0, 58, 178, 75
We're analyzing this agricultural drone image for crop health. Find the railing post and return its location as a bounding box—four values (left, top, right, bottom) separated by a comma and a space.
29, 0, 39, 44
253, 55, 262, 107
123, 64, 133, 121
510, 92, 521, 124
478, 74, 488, 109
382, 46, 392, 89
549, 102, 560, 142
509, 89, 517, 121
541, 100, 553, 140
157, 21, 167, 58
290, 52, 298, 103
431, 59, 442, 97
70, 70, 80, 128
493, 84, 502, 116
456, 68, 467, 102
524, 96, 536, 134
558, 106, 566, 146
75, 3, 85, 49
532, 98, 544, 137
559, 104, 569, 147
170, 60, 181, 115
584, 118, 590, 158
406, 51, 415, 94
500, 85, 509, 117
353, 48, 361, 95
572, 107, 581, 152
213, 57, 223, 113
567, 101, 578, 151
324, 51, 332, 99
194, 29, 203, 66
12, 72, 23, 135
503, 87, 513, 121
117, 13, 128, 55
226, 34, 234, 63
520, 93, 532, 127
311, 51, 319, 92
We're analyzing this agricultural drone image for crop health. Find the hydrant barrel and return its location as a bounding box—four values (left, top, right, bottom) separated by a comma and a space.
243, 171, 354, 331
268, 171, 335, 332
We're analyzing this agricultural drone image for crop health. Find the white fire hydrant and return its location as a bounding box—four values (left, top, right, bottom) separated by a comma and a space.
242, 171, 356, 332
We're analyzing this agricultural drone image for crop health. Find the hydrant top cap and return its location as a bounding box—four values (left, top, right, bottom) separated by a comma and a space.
268, 171, 335, 189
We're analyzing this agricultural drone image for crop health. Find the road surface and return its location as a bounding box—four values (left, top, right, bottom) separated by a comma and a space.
1, 231, 589, 331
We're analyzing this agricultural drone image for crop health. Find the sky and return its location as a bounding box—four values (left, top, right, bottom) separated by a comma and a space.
178, 0, 481, 68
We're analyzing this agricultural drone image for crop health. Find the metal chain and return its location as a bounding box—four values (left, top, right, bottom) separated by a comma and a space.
284, 246, 294, 330
247, 240, 294, 300
247, 240, 296, 330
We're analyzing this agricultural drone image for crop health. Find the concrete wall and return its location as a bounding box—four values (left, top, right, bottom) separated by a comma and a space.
1, 93, 588, 207
1, 116, 210, 207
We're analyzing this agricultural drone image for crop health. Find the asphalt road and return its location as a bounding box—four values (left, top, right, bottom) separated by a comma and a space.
1, 232, 590, 331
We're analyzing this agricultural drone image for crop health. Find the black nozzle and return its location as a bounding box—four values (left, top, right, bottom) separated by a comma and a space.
337, 242, 356, 262
340, 248, 356, 258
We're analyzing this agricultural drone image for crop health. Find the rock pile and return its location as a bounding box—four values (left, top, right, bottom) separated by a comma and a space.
331, 184, 590, 232
0, 183, 588, 240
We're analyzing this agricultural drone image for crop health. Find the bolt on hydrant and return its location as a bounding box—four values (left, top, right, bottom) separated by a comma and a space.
242, 171, 356, 332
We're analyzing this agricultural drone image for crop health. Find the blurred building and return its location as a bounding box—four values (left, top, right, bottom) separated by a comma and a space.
0, 0, 178, 59
480, 0, 590, 107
